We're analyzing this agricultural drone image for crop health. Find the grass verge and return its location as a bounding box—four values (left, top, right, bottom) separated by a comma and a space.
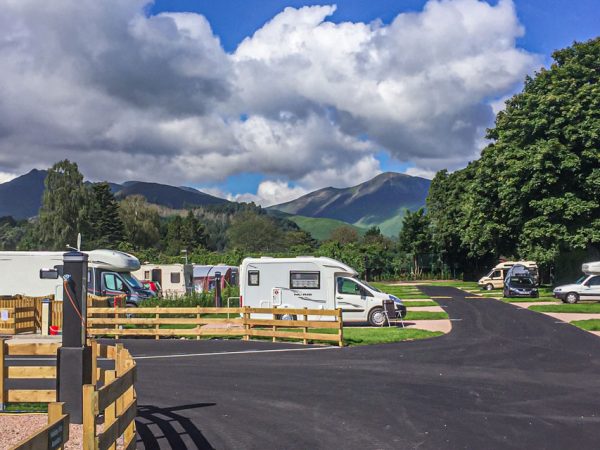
529, 303, 600, 313
3, 403, 47, 413
403, 301, 438, 307
309, 327, 443, 345
571, 319, 600, 331
503, 297, 558, 303
405, 311, 448, 320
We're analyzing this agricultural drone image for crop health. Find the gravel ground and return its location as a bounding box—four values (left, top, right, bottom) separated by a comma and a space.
0, 414, 83, 449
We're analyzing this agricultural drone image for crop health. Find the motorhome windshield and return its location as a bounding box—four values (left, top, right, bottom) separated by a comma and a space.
121, 273, 144, 290
359, 280, 381, 293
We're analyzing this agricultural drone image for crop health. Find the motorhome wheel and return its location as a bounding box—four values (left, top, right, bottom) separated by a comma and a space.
125, 302, 138, 318
485, 283, 494, 291
279, 313, 296, 321
565, 292, 579, 304
368, 307, 386, 327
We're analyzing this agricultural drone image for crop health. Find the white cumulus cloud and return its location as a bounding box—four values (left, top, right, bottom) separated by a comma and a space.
0, 0, 539, 200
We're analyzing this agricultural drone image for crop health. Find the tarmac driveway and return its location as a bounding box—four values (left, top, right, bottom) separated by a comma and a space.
122, 286, 600, 449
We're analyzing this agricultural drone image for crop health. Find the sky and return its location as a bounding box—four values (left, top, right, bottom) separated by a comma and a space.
0, 0, 597, 205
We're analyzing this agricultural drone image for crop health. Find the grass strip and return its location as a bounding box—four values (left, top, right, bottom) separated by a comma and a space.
529, 304, 600, 313
571, 319, 600, 331
405, 311, 448, 320
503, 297, 559, 303
3, 403, 48, 413
307, 327, 443, 346
403, 301, 438, 307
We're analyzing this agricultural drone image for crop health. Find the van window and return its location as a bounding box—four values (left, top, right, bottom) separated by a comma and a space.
171, 272, 181, 284
144, 271, 150, 279
588, 276, 600, 287
290, 271, 320, 289
248, 270, 260, 286
491, 270, 501, 279
103, 273, 123, 291
337, 278, 360, 295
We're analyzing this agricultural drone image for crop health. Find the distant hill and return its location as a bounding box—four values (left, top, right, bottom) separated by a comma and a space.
269, 172, 430, 237
287, 215, 366, 241
0, 169, 47, 219
114, 181, 229, 209
0, 170, 229, 219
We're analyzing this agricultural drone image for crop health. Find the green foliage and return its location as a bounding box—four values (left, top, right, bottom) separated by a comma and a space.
398, 208, 432, 274
35, 160, 90, 250
0, 216, 29, 250
226, 211, 288, 252
427, 38, 600, 276
87, 182, 124, 248
119, 195, 161, 250
329, 225, 360, 244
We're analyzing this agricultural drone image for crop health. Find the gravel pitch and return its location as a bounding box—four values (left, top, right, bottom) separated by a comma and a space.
0, 414, 84, 449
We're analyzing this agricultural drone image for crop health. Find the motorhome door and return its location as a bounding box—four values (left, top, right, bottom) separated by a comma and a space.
336, 277, 370, 320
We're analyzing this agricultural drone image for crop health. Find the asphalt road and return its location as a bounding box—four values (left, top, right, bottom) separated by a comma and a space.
122, 286, 600, 449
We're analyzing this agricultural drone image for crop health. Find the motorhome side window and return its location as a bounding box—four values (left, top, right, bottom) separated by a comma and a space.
491, 270, 501, 278
171, 272, 181, 284
290, 271, 320, 289
248, 270, 260, 286
104, 273, 123, 291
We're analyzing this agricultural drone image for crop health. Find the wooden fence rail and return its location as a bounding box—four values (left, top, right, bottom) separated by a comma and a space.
84, 344, 137, 450
0, 340, 60, 407
87, 306, 344, 346
10, 402, 69, 450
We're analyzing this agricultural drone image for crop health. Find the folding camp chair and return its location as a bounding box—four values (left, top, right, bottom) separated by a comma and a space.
382, 299, 405, 328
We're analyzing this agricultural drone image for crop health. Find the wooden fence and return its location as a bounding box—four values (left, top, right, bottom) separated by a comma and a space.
10, 402, 69, 450
0, 340, 60, 406
87, 306, 344, 346
84, 343, 137, 450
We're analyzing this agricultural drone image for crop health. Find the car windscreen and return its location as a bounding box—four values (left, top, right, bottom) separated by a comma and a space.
359, 280, 381, 293
121, 273, 144, 289
575, 276, 586, 284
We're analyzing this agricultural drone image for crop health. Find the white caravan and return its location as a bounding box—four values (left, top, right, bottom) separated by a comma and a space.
553, 261, 600, 303
132, 264, 193, 297
0, 249, 153, 305
240, 256, 406, 326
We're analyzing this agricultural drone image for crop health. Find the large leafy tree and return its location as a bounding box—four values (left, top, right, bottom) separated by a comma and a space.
35, 160, 91, 250
119, 195, 161, 250
398, 208, 432, 274
226, 211, 287, 252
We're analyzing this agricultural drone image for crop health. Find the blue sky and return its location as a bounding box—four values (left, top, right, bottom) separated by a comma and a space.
1, 1, 597, 204
148, 0, 599, 197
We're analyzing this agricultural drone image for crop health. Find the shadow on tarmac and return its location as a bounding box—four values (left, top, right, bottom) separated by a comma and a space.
136, 403, 216, 449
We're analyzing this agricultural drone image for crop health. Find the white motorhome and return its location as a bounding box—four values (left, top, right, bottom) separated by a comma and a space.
553, 261, 600, 303
240, 256, 406, 326
133, 264, 193, 297
0, 249, 154, 305
478, 261, 538, 290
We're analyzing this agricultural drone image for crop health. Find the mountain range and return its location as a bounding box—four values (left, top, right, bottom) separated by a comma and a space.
0, 169, 430, 238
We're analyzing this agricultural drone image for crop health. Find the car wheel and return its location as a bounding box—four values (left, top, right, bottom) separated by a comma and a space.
368, 307, 386, 327
279, 313, 296, 321
125, 302, 137, 319
565, 292, 579, 304
485, 283, 494, 291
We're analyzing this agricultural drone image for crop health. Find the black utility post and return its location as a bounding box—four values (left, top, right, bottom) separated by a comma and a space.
57, 251, 92, 424
214, 271, 222, 307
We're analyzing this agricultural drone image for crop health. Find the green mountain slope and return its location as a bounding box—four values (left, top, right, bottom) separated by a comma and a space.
288, 215, 365, 241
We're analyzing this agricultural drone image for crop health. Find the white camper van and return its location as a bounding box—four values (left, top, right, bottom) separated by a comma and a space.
240, 257, 406, 326
553, 261, 600, 303
133, 264, 193, 297
0, 249, 154, 305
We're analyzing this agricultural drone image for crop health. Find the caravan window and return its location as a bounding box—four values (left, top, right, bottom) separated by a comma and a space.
290, 271, 320, 289
171, 272, 181, 284
144, 271, 150, 279
248, 270, 260, 286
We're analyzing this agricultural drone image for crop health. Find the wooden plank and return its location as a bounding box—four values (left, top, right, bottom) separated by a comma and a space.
87, 317, 244, 325
103, 371, 117, 450
248, 329, 339, 342
7, 389, 56, 402
97, 366, 135, 412
7, 342, 60, 356
88, 328, 246, 337
246, 319, 339, 328
97, 398, 136, 450
9, 413, 69, 450
8, 366, 57, 379
89, 307, 243, 314
48, 403, 69, 450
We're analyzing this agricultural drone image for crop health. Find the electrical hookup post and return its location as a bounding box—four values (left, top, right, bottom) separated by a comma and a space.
57, 251, 92, 424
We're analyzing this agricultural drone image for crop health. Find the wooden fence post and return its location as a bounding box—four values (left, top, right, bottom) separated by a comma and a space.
243, 307, 250, 341
82, 384, 97, 450
196, 306, 201, 340
48, 402, 69, 450
272, 308, 277, 343
0, 338, 5, 410
105, 370, 117, 450
303, 308, 308, 345
337, 308, 344, 347
155, 305, 160, 340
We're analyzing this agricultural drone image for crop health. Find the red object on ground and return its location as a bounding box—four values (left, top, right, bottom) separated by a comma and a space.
49, 325, 60, 335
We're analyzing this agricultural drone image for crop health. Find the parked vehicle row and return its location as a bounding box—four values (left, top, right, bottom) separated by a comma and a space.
553, 262, 600, 303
